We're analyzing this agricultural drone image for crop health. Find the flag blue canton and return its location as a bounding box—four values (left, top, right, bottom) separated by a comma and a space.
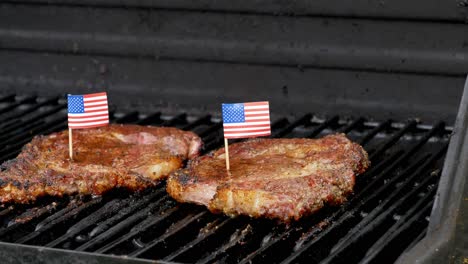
68, 95, 85, 113
222, 103, 245, 123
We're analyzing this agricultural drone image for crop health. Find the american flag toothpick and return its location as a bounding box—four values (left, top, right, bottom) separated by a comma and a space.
222, 101, 271, 170
67, 92, 109, 160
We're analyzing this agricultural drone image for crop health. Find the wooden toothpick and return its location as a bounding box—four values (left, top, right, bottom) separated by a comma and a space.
69, 128, 73, 161
224, 138, 230, 171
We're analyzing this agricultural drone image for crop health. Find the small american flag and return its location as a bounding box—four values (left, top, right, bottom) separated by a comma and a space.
222, 101, 271, 139
68, 92, 109, 129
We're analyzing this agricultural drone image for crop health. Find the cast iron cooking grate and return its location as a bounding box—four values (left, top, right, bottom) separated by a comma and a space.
0, 94, 451, 263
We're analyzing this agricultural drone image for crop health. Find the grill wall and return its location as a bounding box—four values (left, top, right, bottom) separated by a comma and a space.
0, 1, 467, 123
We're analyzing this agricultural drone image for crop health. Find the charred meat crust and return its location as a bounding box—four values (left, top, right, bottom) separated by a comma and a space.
0, 124, 202, 204
166, 133, 370, 222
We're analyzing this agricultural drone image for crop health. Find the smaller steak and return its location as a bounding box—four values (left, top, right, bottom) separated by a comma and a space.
0, 124, 202, 204
167, 134, 369, 221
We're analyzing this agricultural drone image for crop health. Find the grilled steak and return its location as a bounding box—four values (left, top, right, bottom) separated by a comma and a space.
0, 124, 202, 203
167, 134, 369, 221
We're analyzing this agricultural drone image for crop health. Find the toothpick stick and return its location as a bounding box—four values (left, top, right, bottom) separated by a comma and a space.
69, 128, 73, 161
224, 138, 230, 171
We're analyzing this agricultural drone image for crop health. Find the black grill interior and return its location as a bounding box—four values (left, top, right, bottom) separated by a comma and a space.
0, 93, 451, 263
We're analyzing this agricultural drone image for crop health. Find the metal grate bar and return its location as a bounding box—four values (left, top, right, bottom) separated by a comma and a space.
44, 195, 140, 248
271, 114, 312, 138
357, 122, 444, 190
271, 118, 290, 130
15, 197, 104, 245
196, 123, 223, 151
160, 113, 187, 127
1, 97, 60, 129
404, 226, 428, 255
1, 97, 61, 129
196, 122, 222, 138
0, 115, 61, 151
305, 115, 340, 138
130, 211, 209, 259
197, 221, 287, 264
182, 115, 211, 131
0, 115, 67, 161
76, 195, 170, 252
268, 118, 292, 138
358, 119, 392, 146
0, 116, 67, 149
338, 117, 365, 134
384, 201, 434, 260
0, 119, 71, 160
162, 217, 236, 262
237, 229, 291, 264
0, 118, 54, 142
136, 113, 162, 125
0, 207, 15, 218
80, 189, 165, 243
6, 202, 63, 229
358, 200, 434, 264
329, 145, 447, 254
360, 189, 437, 263
0, 105, 65, 138
322, 153, 445, 262
40, 119, 68, 135
355, 121, 394, 161
0, 96, 37, 119
196, 223, 254, 264
95, 200, 178, 254
0, 201, 64, 242
0, 94, 15, 103
368, 120, 417, 161
323, 192, 436, 264
113, 112, 139, 124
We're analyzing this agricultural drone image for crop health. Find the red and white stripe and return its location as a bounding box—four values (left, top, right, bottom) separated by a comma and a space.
223, 101, 271, 139
68, 92, 109, 129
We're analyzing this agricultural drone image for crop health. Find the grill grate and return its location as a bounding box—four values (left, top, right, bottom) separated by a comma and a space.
0, 93, 451, 263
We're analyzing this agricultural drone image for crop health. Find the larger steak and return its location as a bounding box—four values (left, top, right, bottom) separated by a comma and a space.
167, 134, 369, 221
0, 124, 202, 203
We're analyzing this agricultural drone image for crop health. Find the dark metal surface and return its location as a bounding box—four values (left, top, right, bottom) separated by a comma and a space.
5, 0, 468, 22
0, 242, 157, 264
0, 93, 452, 263
1, 4, 468, 75
0, 2, 465, 124
0, 51, 463, 124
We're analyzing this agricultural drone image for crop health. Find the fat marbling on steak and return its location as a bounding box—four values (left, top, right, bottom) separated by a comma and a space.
167, 134, 369, 221
0, 124, 202, 203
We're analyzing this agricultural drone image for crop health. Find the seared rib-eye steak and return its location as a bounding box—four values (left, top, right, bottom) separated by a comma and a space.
0, 124, 202, 203
167, 134, 369, 221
